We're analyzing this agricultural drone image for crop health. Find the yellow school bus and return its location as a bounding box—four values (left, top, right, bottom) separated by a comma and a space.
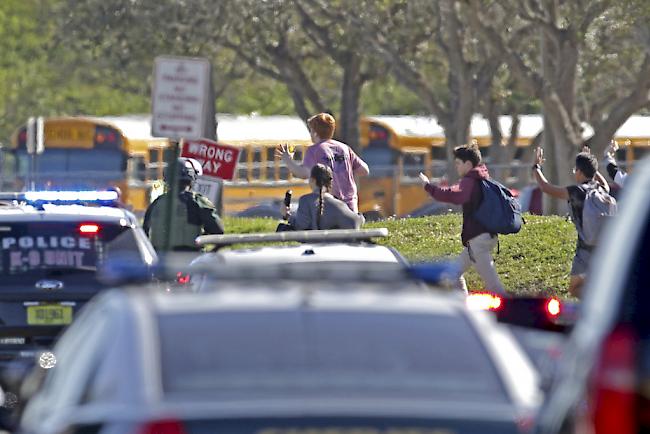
6, 115, 168, 215
217, 114, 312, 215
610, 115, 650, 168
357, 115, 542, 218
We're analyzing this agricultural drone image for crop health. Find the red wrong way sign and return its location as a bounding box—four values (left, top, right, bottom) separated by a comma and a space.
181, 139, 241, 180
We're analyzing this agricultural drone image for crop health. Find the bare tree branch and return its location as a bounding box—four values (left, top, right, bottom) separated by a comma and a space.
579, 0, 613, 35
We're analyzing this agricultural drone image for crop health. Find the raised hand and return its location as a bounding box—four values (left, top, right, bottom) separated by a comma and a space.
604, 140, 619, 159
275, 143, 294, 160
534, 147, 545, 166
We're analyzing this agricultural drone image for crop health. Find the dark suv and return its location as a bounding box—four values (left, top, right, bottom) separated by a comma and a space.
534, 157, 650, 434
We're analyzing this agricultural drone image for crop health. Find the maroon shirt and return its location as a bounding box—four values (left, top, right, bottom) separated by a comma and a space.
424, 164, 491, 246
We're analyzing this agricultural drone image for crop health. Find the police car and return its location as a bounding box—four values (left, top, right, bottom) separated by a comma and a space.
185, 229, 414, 292
18, 263, 541, 434
0, 190, 157, 368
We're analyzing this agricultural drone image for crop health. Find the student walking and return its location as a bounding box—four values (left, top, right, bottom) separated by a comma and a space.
531, 147, 616, 297
276, 113, 369, 213
283, 164, 364, 230
419, 145, 506, 295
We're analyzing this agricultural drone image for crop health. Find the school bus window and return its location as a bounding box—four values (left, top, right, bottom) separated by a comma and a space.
279, 166, 291, 180
266, 148, 275, 166
368, 124, 390, 147
430, 146, 446, 161
147, 149, 165, 180
251, 148, 262, 180
632, 146, 650, 162
67, 149, 125, 178
128, 155, 146, 182
361, 148, 395, 168
402, 152, 426, 178
513, 147, 525, 160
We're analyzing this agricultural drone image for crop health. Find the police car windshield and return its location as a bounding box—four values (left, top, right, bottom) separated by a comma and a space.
159, 310, 507, 403
0, 222, 137, 277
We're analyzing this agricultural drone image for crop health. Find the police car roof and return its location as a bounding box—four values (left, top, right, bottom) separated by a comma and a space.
0, 203, 134, 224
193, 242, 402, 266
196, 228, 389, 247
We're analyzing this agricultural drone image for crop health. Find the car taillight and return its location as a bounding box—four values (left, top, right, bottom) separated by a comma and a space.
588, 325, 637, 434
138, 419, 187, 434
176, 272, 191, 285
545, 298, 561, 317
466, 292, 502, 311
79, 223, 100, 234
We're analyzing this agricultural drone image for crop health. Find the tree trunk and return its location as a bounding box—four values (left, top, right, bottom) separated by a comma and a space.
441, 111, 473, 183
543, 99, 579, 214
441, 69, 475, 183
338, 55, 364, 150
487, 108, 520, 183
538, 27, 582, 214
485, 100, 504, 179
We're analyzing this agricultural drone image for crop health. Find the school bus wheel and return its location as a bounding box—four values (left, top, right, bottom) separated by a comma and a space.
363, 210, 384, 222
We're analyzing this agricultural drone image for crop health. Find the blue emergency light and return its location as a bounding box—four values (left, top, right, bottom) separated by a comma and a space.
0, 190, 119, 205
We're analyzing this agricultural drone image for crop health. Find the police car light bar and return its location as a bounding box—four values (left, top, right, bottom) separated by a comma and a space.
195, 228, 389, 247
0, 190, 119, 204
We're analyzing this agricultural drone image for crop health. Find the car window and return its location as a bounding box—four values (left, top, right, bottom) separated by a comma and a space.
0, 222, 140, 278
158, 310, 508, 403
180, 416, 518, 434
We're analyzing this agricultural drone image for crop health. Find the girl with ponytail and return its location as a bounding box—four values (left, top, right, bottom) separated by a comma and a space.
284, 163, 364, 230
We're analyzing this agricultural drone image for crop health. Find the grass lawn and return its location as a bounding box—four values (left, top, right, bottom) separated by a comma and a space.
222, 213, 577, 297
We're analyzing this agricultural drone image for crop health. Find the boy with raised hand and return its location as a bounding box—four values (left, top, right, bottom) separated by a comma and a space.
603, 141, 628, 188
419, 145, 505, 295
531, 147, 611, 297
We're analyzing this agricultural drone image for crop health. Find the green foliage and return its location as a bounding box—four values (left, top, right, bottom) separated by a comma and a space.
223, 214, 577, 297
362, 77, 428, 114
2, 0, 647, 150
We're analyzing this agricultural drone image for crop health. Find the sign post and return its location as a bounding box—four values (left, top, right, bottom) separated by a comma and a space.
26, 117, 36, 190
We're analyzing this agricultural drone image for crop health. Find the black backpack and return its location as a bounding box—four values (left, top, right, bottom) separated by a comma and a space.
473, 179, 523, 235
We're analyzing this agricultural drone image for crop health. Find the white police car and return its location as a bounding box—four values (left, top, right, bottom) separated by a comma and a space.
0, 190, 157, 367
185, 229, 412, 292
18, 263, 541, 434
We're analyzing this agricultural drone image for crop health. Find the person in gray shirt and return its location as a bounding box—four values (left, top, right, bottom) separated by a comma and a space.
283, 164, 364, 230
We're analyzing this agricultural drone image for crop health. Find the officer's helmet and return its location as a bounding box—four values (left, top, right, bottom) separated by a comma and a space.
166, 158, 203, 183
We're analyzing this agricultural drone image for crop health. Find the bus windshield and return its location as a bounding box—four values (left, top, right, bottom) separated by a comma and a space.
16, 148, 125, 188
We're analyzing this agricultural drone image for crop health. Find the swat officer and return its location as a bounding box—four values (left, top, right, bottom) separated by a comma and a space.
143, 158, 224, 252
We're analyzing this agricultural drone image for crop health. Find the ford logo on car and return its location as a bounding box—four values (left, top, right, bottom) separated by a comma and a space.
34, 280, 64, 290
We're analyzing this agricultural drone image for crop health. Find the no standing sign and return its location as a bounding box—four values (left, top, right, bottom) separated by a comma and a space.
151, 56, 214, 140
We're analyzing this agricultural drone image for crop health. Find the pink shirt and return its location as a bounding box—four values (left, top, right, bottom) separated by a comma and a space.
302, 139, 363, 213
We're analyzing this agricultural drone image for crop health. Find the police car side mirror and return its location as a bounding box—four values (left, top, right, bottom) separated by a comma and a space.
97, 260, 155, 286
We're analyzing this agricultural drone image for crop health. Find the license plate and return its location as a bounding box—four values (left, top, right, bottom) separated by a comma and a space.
26, 305, 73, 325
